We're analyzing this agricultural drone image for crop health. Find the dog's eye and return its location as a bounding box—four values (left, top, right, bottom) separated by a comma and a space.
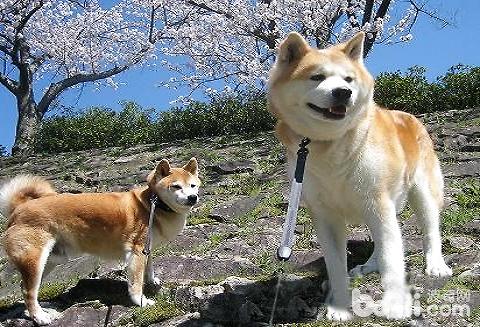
171, 185, 182, 190
345, 76, 353, 83
191, 184, 197, 188
310, 74, 326, 82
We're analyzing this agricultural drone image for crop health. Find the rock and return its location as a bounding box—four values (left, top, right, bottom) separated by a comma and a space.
113, 155, 137, 164
206, 160, 255, 175
464, 219, 480, 235
443, 161, 480, 178
152, 256, 259, 283
221, 276, 255, 293
74, 174, 99, 186
49, 306, 107, 327
448, 236, 474, 250
286, 296, 316, 320
238, 300, 265, 322
458, 263, 480, 278
210, 196, 263, 223
174, 285, 224, 312
154, 312, 207, 327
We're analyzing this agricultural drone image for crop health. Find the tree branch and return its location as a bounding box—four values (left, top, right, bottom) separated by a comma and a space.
15, 0, 44, 33
186, 0, 233, 18
346, 0, 360, 29
408, 0, 451, 28
37, 63, 134, 115
363, 0, 391, 56
362, 0, 374, 26
0, 73, 18, 94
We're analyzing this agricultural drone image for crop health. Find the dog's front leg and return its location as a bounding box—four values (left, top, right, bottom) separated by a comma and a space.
311, 211, 352, 321
365, 199, 412, 319
126, 251, 155, 307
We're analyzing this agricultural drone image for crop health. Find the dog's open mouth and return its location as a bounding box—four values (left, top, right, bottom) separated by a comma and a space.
307, 103, 347, 120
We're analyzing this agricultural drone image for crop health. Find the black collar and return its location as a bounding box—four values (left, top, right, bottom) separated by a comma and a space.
150, 193, 175, 213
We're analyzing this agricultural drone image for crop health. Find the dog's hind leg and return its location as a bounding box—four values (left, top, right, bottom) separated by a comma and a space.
311, 210, 352, 321
125, 250, 155, 307
5, 226, 56, 325
409, 165, 452, 277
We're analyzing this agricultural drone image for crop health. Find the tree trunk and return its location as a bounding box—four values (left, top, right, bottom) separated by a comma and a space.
12, 91, 41, 156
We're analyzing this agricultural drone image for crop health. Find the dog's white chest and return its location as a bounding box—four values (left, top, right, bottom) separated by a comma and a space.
293, 144, 380, 223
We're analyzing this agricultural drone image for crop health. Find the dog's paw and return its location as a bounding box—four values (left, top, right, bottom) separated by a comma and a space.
131, 294, 155, 307
138, 296, 155, 307
425, 260, 452, 277
325, 305, 352, 321
148, 276, 161, 286
32, 310, 53, 325
349, 262, 378, 277
380, 290, 412, 320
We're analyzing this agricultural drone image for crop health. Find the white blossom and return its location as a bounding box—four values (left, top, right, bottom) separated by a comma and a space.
0, 0, 421, 101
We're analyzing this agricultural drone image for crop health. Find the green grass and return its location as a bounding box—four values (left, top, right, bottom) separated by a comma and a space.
188, 277, 227, 287
442, 275, 480, 292
152, 243, 174, 257
190, 231, 237, 255
131, 293, 182, 326
459, 117, 480, 126
38, 278, 79, 301
252, 251, 294, 277
399, 205, 413, 221
0, 295, 17, 310
468, 305, 480, 324
187, 201, 216, 226
442, 180, 480, 235
234, 192, 284, 227
213, 173, 261, 196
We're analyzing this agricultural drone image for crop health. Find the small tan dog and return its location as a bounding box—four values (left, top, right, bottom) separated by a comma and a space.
0, 158, 200, 325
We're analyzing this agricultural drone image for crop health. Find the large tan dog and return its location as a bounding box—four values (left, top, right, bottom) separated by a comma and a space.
0, 158, 200, 325
268, 32, 451, 320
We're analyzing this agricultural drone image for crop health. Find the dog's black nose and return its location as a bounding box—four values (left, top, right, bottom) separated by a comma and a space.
187, 194, 198, 205
332, 87, 352, 101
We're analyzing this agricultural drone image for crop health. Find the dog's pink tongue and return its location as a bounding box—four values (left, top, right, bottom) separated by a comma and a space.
330, 105, 346, 114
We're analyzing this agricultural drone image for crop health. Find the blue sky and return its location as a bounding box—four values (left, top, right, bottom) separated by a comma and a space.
1, 0, 479, 154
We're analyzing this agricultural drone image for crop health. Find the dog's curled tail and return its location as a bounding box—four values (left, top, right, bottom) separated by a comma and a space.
0, 175, 56, 218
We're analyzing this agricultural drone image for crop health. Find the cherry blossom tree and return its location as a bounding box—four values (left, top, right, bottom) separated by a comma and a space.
0, 0, 157, 155
150, 0, 448, 98
1, 0, 447, 155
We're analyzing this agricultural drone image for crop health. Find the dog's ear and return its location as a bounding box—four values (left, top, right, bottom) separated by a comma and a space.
156, 159, 171, 177
342, 32, 365, 63
277, 32, 310, 64
183, 157, 198, 176
148, 159, 171, 183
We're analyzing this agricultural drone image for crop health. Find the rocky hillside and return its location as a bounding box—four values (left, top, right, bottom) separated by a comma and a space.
0, 109, 479, 327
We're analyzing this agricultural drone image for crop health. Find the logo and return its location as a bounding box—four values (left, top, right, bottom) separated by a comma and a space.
352, 288, 471, 318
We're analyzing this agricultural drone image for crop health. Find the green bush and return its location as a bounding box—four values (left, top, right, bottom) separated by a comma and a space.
33, 65, 479, 154
35, 102, 155, 153
0, 145, 6, 157
35, 90, 273, 154
152, 90, 273, 142
374, 64, 480, 114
